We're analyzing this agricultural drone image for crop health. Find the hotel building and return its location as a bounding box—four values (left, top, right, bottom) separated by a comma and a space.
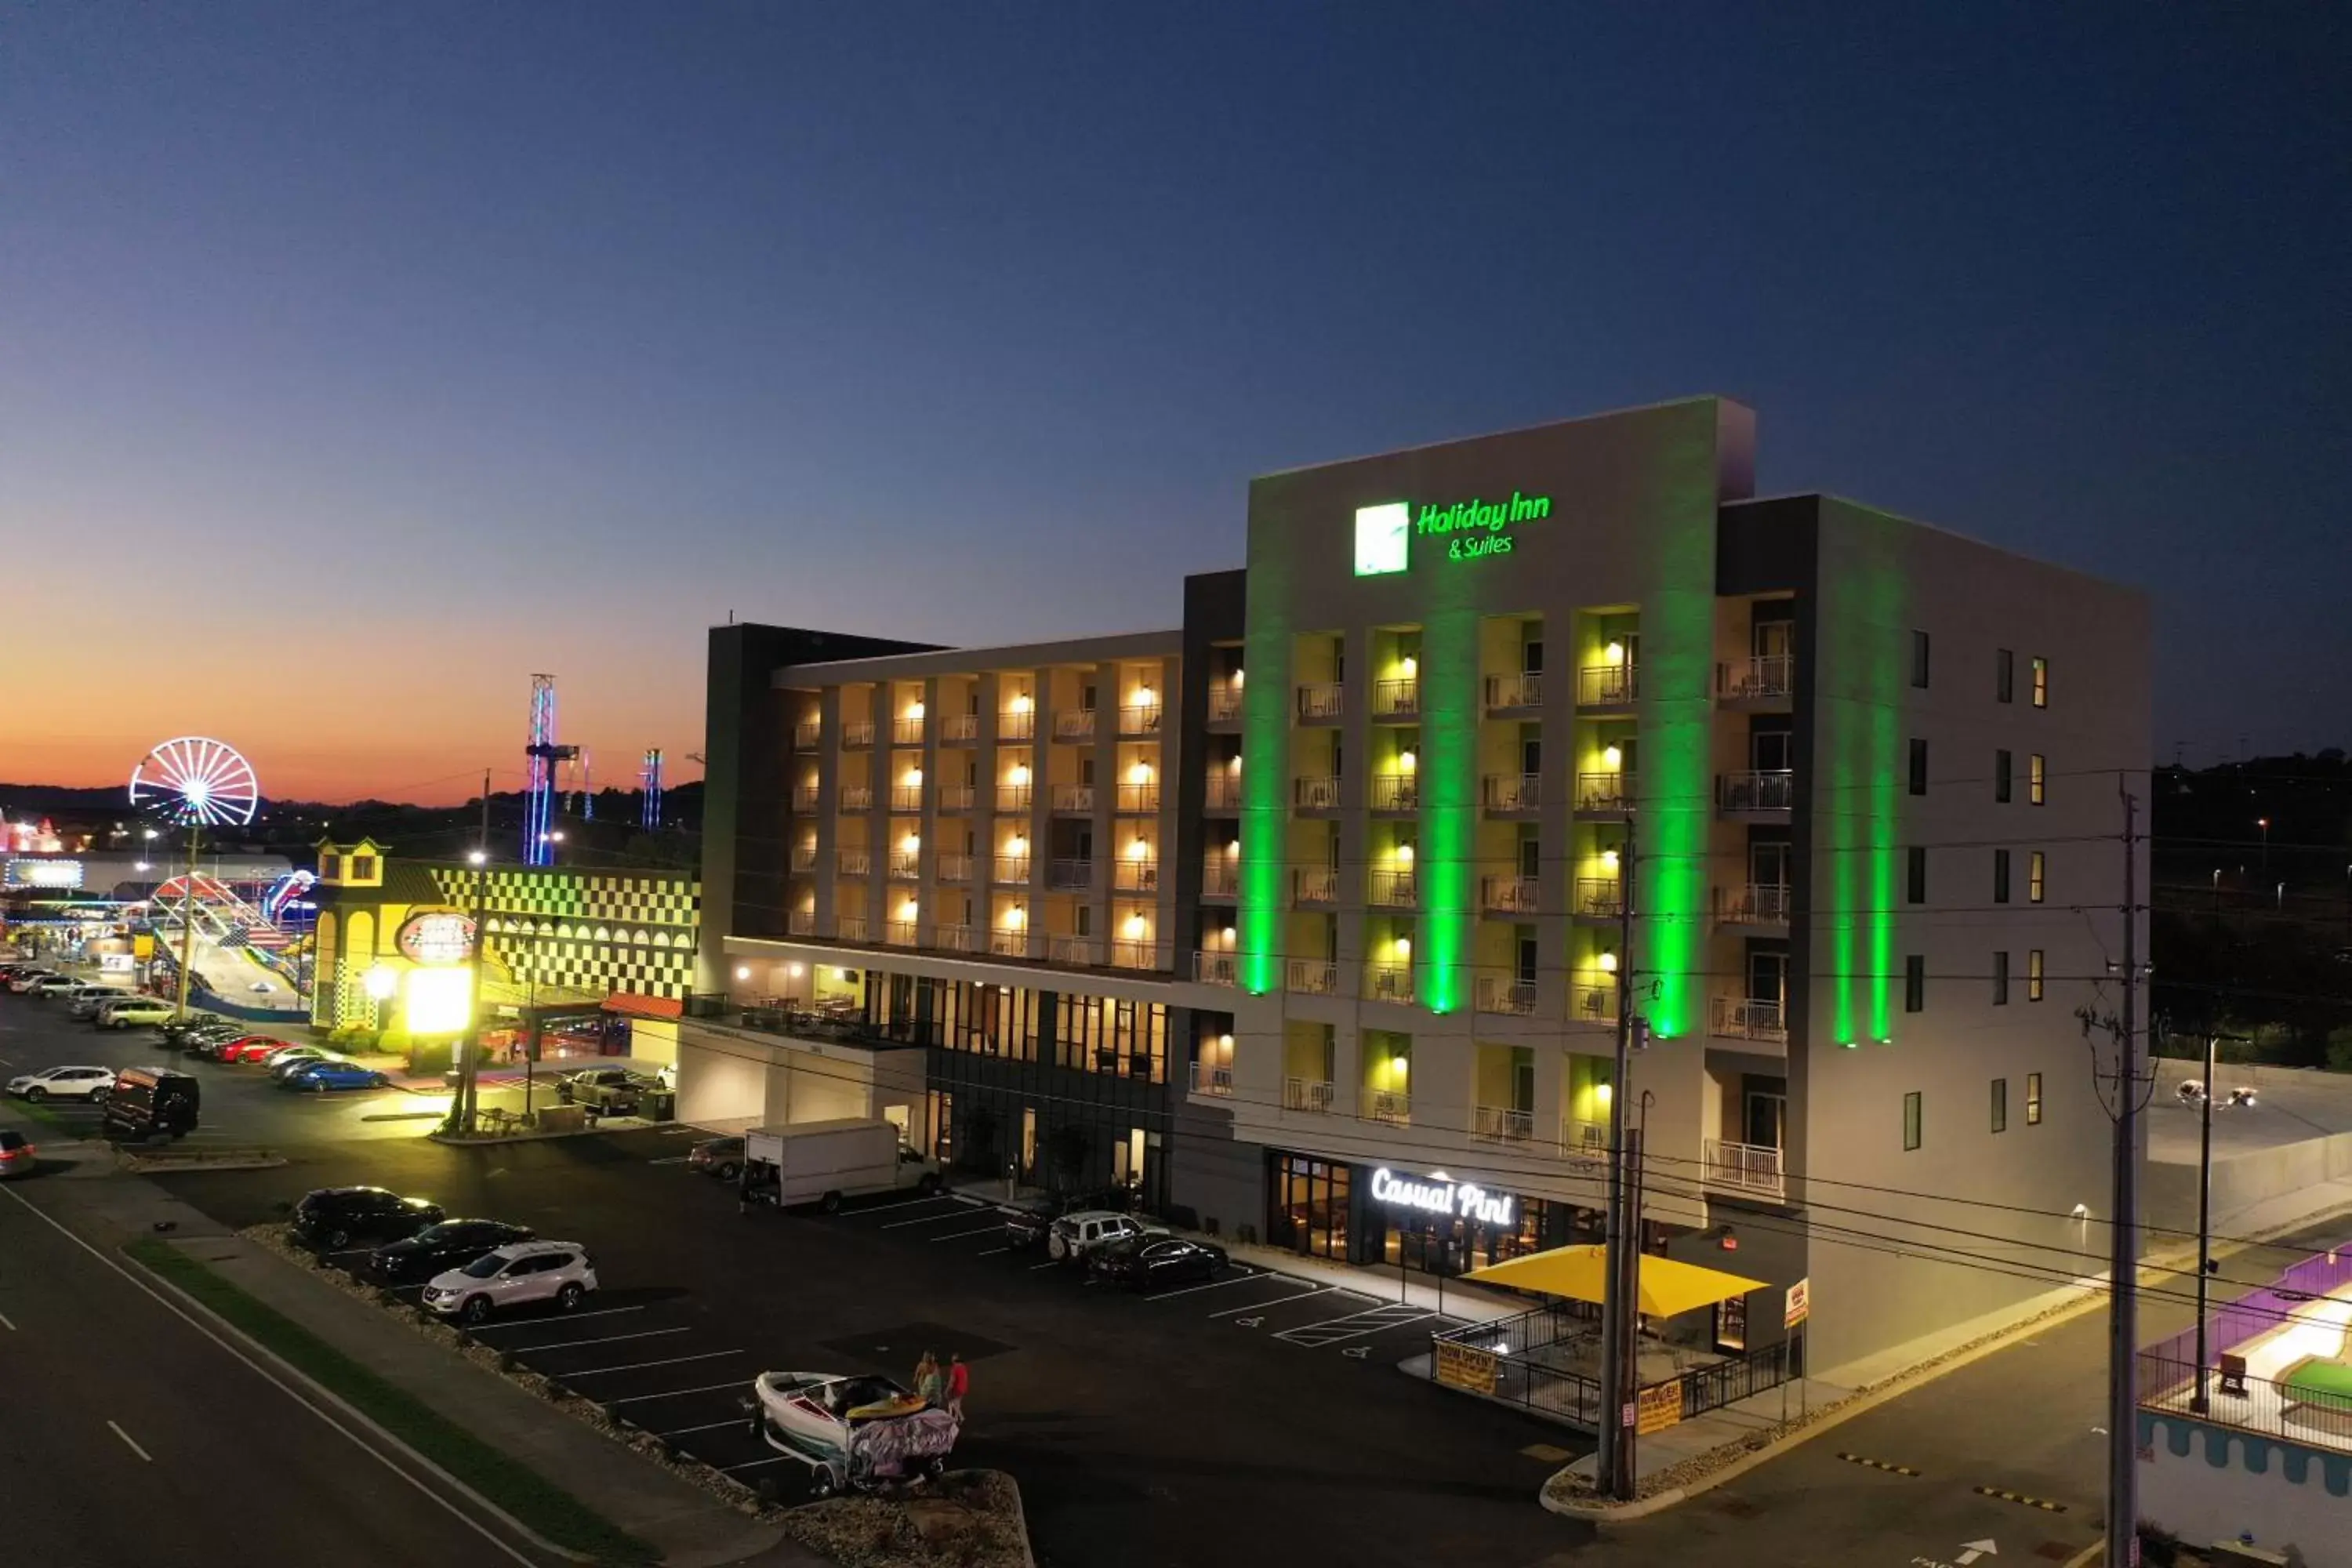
698, 397, 2149, 1376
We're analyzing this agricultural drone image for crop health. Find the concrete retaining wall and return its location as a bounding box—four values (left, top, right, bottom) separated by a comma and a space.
2147, 1131, 2352, 1236
2137, 1410, 2352, 1566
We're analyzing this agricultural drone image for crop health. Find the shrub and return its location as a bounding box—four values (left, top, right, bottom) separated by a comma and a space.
2327, 1025, 2352, 1074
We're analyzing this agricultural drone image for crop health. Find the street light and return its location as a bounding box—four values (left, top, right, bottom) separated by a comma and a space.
2257, 816, 2271, 871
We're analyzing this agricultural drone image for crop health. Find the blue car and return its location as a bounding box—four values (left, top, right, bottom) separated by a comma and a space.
282, 1060, 390, 1094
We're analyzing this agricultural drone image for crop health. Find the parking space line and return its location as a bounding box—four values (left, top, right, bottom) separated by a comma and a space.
1028, 1261, 1064, 1272
516, 1327, 691, 1353
468, 1305, 644, 1330
609, 1380, 746, 1405
657, 1417, 749, 1438
1274, 1305, 1437, 1347
107, 1420, 153, 1462
880, 1207, 982, 1229
0, 1310, 16, 1331
975, 1246, 1008, 1257
927, 1225, 1007, 1243
724, 1454, 794, 1472
1144, 1272, 1274, 1301
1209, 1285, 1330, 1317
565, 1349, 745, 1377
862, 1194, 960, 1216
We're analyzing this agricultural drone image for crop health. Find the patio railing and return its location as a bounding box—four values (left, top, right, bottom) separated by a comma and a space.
1428, 1308, 1795, 1430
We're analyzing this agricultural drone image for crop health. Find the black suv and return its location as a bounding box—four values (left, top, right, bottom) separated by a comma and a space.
365, 1218, 537, 1284
290, 1186, 445, 1251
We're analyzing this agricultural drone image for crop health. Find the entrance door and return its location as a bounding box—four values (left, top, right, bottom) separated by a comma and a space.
1753, 619, 1793, 659
1715, 1293, 1749, 1353
1749, 839, 1791, 888
1748, 949, 1788, 1008
1744, 1087, 1787, 1149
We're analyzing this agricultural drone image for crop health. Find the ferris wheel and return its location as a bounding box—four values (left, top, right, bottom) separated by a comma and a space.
130, 736, 261, 828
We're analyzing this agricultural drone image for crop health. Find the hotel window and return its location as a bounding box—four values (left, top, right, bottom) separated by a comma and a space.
1994, 749, 2013, 804
2028, 851, 2046, 904
2027, 1072, 2044, 1124
1991, 1078, 2008, 1134
1911, 630, 1931, 689
2031, 655, 2049, 708
1994, 950, 2010, 1005
1907, 846, 1927, 905
1996, 648, 2015, 704
1904, 954, 1926, 1013
2027, 949, 2045, 1001
2029, 753, 2046, 806
1908, 738, 1929, 797
1993, 848, 2012, 904
1903, 1091, 1922, 1152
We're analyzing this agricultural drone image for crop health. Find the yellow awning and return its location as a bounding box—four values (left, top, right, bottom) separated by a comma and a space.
1464, 1244, 1766, 1318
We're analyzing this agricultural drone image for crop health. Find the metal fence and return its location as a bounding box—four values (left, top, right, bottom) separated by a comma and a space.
1429, 1305, 1794, 1428
2137, 1352, 2352, 1446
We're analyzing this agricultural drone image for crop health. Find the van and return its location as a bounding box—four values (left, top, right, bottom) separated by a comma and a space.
97, 997, 176, 1030
102, 1065, 200, 1142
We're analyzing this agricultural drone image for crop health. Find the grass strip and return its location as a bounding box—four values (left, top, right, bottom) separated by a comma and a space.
12, 1097, 103, 1139
123, 1238, 658, 1566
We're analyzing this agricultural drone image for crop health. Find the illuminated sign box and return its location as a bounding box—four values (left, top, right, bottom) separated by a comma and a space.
1370, 1166, 1516, 1226
1353, 492, 1551, 575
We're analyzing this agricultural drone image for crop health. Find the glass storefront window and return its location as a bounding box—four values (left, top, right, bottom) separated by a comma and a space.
1271, 1154, 1350, 1260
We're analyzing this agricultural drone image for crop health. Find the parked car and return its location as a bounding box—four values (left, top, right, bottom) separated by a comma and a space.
0, 1129, 34, 1177
101, 1066, 200, 1142
226, 1035, 296, 1063
420, 1240, 597, 1324
97, 997, 176, 1030
5, 968, 59, 993
1087, 1236, 1229, 1290
688, 1135, 746, 1181
282, 1060, 391, 1093
171, 1022, 247, 1053
268, 1047, 346, 1080
1046, 1210, 1160, 1264
290, 1186, 445, 1250
158, 1014, 229, 1046
557, 1067, 658, 1112
25, 974, 81, 997
5, 1065, 116, 1103
1001, 1189, 1133, 1250
66, 985, 132, 1018
365, 1219, 537, 1285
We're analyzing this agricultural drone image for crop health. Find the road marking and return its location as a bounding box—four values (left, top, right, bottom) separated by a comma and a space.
1835, 1450, 1921, 1476
1972, 1485, 2066, 1512
975, 1247, 1008, 1257
862, 1194, 960, 1217
564, 1349, 745, 1377
724, 1454, 793, 1471
1235, 1316, 1265, 1328
468, 1305, 644, 1329
514, 1327, 691, 1353
1276, 1305, 1434, 1347
881, 1207, 981, 1229
656, 1417, 748, 1438
0, 1310, 15, 1330
1955, 1542, 1997, 1566
1209, 1285, 1330, 1317
1029, 1261, 1064, 1271
1340, 1346, 1370, 1359
609, 1380, 746, 1405
646, 1156, 690, 1166
107, 1420, 153, 1462
927, 1225, 1007, 1243
1143, 1271, 1268, 1301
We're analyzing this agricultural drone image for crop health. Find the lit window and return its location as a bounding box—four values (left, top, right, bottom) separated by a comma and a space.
2028, 851, 2046, 904
2031, 655, 2049, 709
2027, 1072, 2044, 1124
2027, 949, 2045, 1002
1903, 1091, 1922, 1152
2029, 753, 2046, 806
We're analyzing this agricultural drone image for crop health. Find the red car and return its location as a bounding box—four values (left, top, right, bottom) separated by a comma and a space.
227, 1036, 295, 1063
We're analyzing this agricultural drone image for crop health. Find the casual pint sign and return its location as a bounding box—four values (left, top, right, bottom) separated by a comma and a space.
1370, 1167, 1517, 1227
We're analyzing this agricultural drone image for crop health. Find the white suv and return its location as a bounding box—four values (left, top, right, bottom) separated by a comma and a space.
422, 1240, 598, 1325
5, 1065, 116, 1102
1046, 1210, 1162, 1263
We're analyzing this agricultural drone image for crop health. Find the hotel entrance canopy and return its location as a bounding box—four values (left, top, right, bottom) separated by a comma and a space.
1465, 1244, 1765, 1319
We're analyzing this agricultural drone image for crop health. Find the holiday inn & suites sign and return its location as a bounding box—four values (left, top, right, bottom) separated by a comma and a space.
1354, 490, 1551, 574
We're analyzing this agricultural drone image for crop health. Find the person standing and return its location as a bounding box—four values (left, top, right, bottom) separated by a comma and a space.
915, 1351, 946, 1407
946, 1352, 969, 1421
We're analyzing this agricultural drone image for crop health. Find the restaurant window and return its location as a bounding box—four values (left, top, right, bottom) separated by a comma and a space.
1271, 1154, 1350, 1262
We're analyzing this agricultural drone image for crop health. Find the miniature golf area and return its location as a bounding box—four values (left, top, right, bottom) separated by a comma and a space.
2280, 1355, 2352, 1405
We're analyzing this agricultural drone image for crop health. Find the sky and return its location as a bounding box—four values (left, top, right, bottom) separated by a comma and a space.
4, 4, 2346, 804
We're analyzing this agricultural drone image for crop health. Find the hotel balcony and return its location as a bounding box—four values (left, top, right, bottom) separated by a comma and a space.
793, 720, 822, 749
787, 909, 819, 937
1201, 858, 1239, 900
790, 844, 818, 873
1715, 882, 1792, 927
1711, 994, 1789, 1045
840, 784, 874, 812
1287, 959, 1338, 995
1051, 935, 1101, 967
887, 849, 922, 879
1371, 678, 1418, 720
1483, 773, 1541, 817
1189, 1060, 1235, 1097
1484, 671, 1542, 713
1293, 868, 1339, 907
1366, 1088, 1411, 1126
837, 847, 872, 877
1118, 704, 1163, 737
842, 720, 875, 749
1575, 876, 1624, 920
1192, 949, 1237, 986
995, 783, 1032, 813
1052, 783, 1094, 813
1054, 709, 1096, 742
1718, 655, 1795, 705
1115, 782, 1159, 813
1369, 774, 1418, 814
1294, 775, 1343, 813
938, 782, 975, 811
885, 920, 918, 946
1109, 939, 1162, 971
837, 914, 871, 942
1475, 976, 1537, 1017
1295, 683, 1345, 724
1573, 984, 1618, 1023
891, 716, 925, 746
1367, 869, 1418, 908
1047, 858, 1094, 891
1577, 662, 1639, 708
1481, 874, 1540, 914
1576, 771, 1634, 815
1561, 1118, 1607, 1163
942, 713, 978, 744
1208, 687, 1243, 724
1367, 964, 1415, 1005
937, 852, 974, 882
989, 927, 1038, 960
1112, 858, 1159, 893
934, 923, 981, 954
890, 785, 924, 812
1205, 771, 1242, 811
1284, 1077, 1334, 1114
1703, 1138, 1786, 1198
1717, 769, 1795, 815
998, 708, 1035, 741
793, 782, 821, 811
991, 855, 1031, 884
1473, 1105, 1536, 1144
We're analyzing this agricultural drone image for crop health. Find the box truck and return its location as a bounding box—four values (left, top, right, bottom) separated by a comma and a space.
742, 1119, 942, 1211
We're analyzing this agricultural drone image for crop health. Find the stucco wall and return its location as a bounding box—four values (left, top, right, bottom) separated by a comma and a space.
2138, 1410, 2352, 1567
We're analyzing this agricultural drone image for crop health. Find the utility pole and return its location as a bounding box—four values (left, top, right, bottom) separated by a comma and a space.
172, 823, 202, 1020
2105, 786, 2144, 1568
454, 770, 491, 1135
1596, 822, 1638, 1500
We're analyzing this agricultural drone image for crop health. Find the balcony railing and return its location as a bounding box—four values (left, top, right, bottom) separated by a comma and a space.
787, 909, 818, 936
1715, 883, 1792, 926
836, 847, 872, 876
790, 844, 818, 872
890, 785, 924, 812
1573, 983, 1618, 1023
1054, 709, 1096, 742
1117, 704, 1163, 736
1483, 773, 1540, 812
1367, 964, 1415, 1004
1368, 869, 1417, 906
839, 785, 874, 812
1109, 939, 1160, 971
793, 782, 821, 811
1561, 1119, 1608, 1163
1718, 770, 1795, 813
1367, 1088, 1411, 1125
937, 852, 974, 882
1294, 775, 1342, 811
1285, 1077, 1334, 1114
1201, 858, 1239, 898
1287, 959, 1338, 995
989, 927, 1037, 959
1372, 678, 1418, 718
1116, 782, 1160, 813
885, 920, 919, 946
1052, 783, 1094, 812
942, 713, 979, 742
995, 783, 1032, 813
1189, 1060, 1235, 1097
837, 914, 870, 942
1369, 775, 1418, 812
1476, 976, 1537, 1015
1474, 1105, 1537, 1143
1192, 949, 1237, 986
1113, 858, 1159, 892
1703, 1138, 1786, 1197
934, 923, 980, 953
1047, 858, 1094, 891
842, 720, 875, 749
892, 717, 926, 745
1711, 995, 1788, 1044
888, 850, 922, 878
1576, 772, 1634, 812
1575, 877, 1624, 918
997, 708, 1035, 741
1051, 935, 1101, 966
1485, 671, 1542, 711
793, 720, 822, 749
1719, 655, 1795, 701
1577, 663, 1639, 706
1293, 868, 1339, 906
1205, 771, 1242, 809
1208, 687, 1243, 722
1296, 682, 1345, 721
937, 782, 975, 811
1482, 874, 1541, 914
991, 855, 1031, 884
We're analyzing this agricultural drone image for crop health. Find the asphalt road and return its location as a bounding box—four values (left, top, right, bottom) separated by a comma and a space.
0, 1178, 545, 1567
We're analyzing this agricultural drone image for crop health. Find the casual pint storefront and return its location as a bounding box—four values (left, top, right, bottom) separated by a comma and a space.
1266, 1151, 1599, 1279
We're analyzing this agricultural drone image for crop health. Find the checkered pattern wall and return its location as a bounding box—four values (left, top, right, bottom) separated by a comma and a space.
426, 867, 702, 1002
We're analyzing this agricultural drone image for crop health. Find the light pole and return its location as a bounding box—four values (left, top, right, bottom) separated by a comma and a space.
172, 823, 201, 1021
2257, 817, 2270, 873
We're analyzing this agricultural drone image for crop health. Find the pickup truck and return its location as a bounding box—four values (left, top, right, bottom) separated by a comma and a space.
557, 1067, 660, 1112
